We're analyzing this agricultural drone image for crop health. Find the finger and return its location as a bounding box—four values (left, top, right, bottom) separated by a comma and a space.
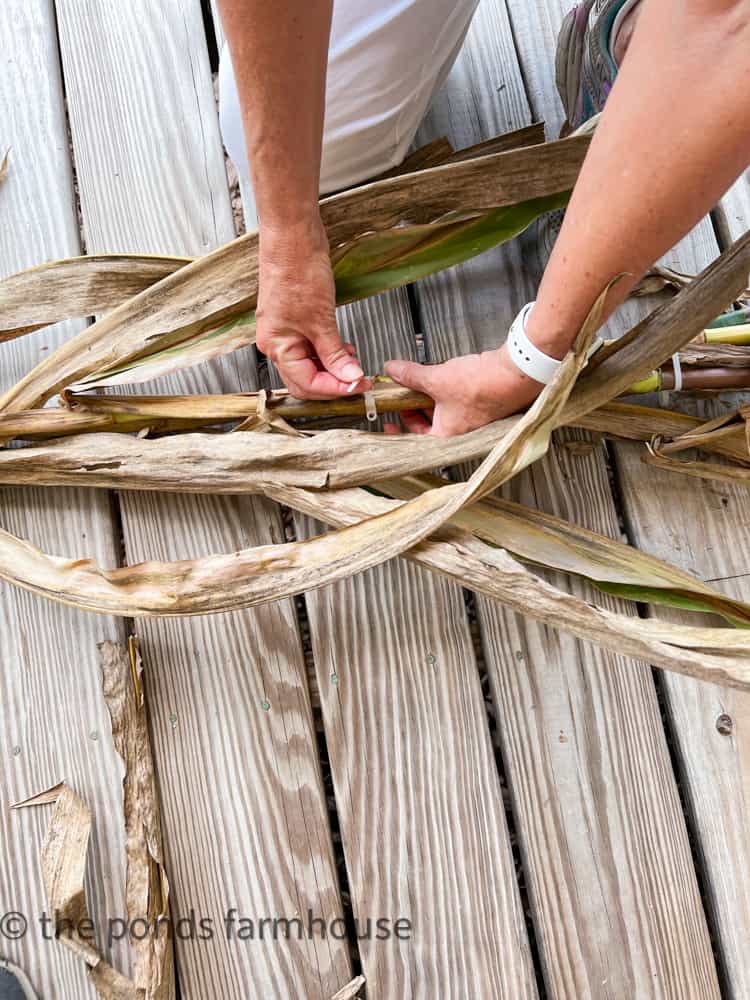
281, 356, 372, 399
342, 342, 358, 356
383, 421, 402, 435
400, 409, 433, 435
384, 359, 439, 398
429, 410, 468, 437
311, 325, 365, 384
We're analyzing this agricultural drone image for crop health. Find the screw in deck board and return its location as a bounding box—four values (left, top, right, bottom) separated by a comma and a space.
11, 745, 21, 757
716, 713, 733, 736
169, 712, 178, 729
90, 730, 99, 742
260, 699, 271, 712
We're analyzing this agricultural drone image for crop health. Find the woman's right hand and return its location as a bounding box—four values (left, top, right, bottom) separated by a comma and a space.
256, 214, 371, 399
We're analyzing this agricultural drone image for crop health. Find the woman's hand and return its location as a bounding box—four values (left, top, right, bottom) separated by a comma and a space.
384, 345, 544, 436
257, 216, 371, 399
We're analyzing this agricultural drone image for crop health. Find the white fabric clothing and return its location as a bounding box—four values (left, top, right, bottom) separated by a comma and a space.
218, 0, 479, 196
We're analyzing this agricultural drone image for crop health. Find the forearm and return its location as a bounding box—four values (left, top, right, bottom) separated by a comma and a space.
217, 0, 332, 232
527, 0, 750, 356
218, 0, 366, 397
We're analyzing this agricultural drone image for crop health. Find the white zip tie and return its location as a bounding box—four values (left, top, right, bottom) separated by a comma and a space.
672, 353, 683, 392
363, 390, 377, 422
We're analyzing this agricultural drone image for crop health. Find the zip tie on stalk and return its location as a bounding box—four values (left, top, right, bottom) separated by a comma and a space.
363, 390, 378, 423
671, 353, 683, 391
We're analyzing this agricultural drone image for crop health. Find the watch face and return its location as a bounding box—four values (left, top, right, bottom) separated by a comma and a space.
0, 965, 36, 1000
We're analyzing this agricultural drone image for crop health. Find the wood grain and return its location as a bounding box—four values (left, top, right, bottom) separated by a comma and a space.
612, 259, 750, 1000
54, 1, 349, 996
0, 4, 130, 997
414, 1, 720, 995
715, 169, 750, 246
507, 0, 750, 993
278, 287, 537, 996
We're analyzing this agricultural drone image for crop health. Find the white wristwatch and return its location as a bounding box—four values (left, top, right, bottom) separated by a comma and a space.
506, 301, 562, 385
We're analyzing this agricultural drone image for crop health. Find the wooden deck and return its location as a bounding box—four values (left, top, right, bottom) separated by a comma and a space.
1, 1, 749, 997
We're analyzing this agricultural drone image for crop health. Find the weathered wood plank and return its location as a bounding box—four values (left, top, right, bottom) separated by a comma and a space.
414, 1, 721, 995
291, 290, 538, 998
507, 0, 750, 993
54, 2, 350, 997
714, 170, 750, 246
0, 4, 130, 997
611, 268, 750, 1000
239, 2, 538, 985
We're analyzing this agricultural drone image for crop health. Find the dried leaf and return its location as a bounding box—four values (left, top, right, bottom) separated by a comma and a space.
644, 447, 750, 487
632, 264, 694, 296
443, 122, 545, 163
329, 976, 366, 1000
675, 344, 750, 369
375, 137, 455, 178
0, 133, 590, 410
633, 265, 750, 309
99, 639, 174, 1000
0, 255, 190, 343
12, 783, 143, 999
577, 401, 749, 463
655, 408, 747, 457
0, 124, 540, 346
564, 230, 750, 422
0, 290, 595, 615
267, 480, 750, 689
0, 148, 9, 185
382, 473, 750, 626
0, 423, 517, 493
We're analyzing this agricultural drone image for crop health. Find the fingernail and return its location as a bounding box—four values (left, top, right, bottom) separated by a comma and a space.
346, 379, 361, 394
341, 361, 364, 381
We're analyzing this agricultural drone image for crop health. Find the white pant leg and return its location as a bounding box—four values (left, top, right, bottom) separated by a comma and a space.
218, 0, 479, 197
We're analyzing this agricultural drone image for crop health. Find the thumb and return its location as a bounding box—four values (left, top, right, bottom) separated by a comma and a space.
311, 324, 365, 384
385, 359, 438, 398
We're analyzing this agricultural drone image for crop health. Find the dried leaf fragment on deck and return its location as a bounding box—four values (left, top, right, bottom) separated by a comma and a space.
12, 783, 142, 998
10, 641, 173, 999
99, 639, 174, 1000
329, 975, 366, 1000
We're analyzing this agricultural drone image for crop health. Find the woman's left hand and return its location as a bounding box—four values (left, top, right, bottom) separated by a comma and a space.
383, 345, 544, 436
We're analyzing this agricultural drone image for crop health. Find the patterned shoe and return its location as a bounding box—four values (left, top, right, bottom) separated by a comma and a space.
556, 0, 642, 135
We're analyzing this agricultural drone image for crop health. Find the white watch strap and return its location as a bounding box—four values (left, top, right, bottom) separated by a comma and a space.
507, 302, 562, 385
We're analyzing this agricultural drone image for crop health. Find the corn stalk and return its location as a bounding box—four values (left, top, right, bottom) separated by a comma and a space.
2, 127, 750, 691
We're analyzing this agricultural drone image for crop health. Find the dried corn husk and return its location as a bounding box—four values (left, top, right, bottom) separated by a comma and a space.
380, 474, 750, 625
0, 255, 190, 342
644, 447, 750, 487
565, 230, 750, 421
266, 480, 750, 690
0, 295, 598, 614
13, 783, 144, 998
1, 155, 749, 691
0, 125, 545, 345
